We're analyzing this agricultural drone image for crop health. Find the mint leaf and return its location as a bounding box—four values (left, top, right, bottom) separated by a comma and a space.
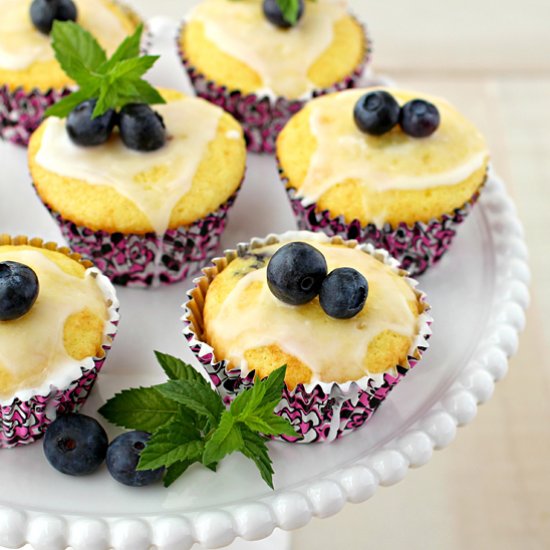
51, 21, 107, 87
154, 351, 210, 385
262, 365, 287, 406
242, 414, 297, 438
44, 88, 97, 118
137, 418, 203, 471
230, 365, 287, 420
275, 0, 301, 25
163, 460, 192, 488
112, 79, 166, 109
240, 427, 275, 489
229, 376, 267, 419
202, 412, 243, 466
98, 387, 181, 432
156, 380, 224, 426
100, 24, 143, 71
110, 56, 160, 80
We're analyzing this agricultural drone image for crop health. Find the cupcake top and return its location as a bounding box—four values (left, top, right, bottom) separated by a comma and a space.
203, 232, 426, 389
0, 241, 114, 402
0, 0, 139, 91
277, 88, 490, 226
29, 89, 246, 234
181, 0, 366, 99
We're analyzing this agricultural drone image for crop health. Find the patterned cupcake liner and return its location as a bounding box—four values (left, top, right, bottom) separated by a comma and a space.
0, 1, 145, 148
177, 18, 371, 154
281, 166, 487, 276
183, 231, 432, 444
0, 235, 120, 449
0, 86, 72, 147
42, 188, 241, 288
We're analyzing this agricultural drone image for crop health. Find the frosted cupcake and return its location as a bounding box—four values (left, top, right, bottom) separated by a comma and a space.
277, 88, 490, 275
184, 231, 431, 443
28, 24, 246, 287
0, 235, 118, 449
178, 0, 369, 153
0, 0, 140, 146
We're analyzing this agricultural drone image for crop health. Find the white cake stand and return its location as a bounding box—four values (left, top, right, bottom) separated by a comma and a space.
0, 18, 529, 550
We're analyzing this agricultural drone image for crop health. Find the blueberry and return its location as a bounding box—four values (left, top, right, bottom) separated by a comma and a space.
118, 104, 166, 152
43, 414, 108, 476
354, 91, 400, 136
66, 99, 117, 147
263, 0, 304, 28
319, 267, 369, 319
30, 0, 77, 35
106, 431, 164, 487
400, 99, 440, 138
267, 242, 327, 306
0, 262, 39, 321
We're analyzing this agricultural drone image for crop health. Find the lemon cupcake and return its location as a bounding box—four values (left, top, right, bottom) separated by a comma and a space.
184, 231, 431, 443
277, 88, 490, 275
0, 235, 118, 449
27, 23, 247, 287
178, 0, 369, 153
29, 89, 246, 287
0, 0, 140, 146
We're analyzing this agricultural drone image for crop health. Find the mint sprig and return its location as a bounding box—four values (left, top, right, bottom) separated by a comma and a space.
99, 353, 299, 489
44, 21, 165, 119
275, 0, 302, 25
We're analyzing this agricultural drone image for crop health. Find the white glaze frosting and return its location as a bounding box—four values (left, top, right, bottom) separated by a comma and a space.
188, 0, 348, 98
0, 0, 130, 71
35, 98, 223, 234
297, 89, 489, 206
206, 238, 419, 383
0, 249, 107, 399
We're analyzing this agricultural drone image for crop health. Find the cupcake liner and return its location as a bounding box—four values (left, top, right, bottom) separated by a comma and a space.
177, 18, 371, 154
183, 231, 432, 443
281, 164, 487, 276
42, 187, 241, 288
0, 1, 145, 148
0, 85, 72, 147
0, 235, 120, 449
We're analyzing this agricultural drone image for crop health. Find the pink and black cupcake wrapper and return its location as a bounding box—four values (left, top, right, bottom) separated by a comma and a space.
0, 85, 72, 147
183, 232, 431, 444
283, 175, 485, 276
0, 235, 119, 449
43, 188, 240, 288
177, 20, 371, 154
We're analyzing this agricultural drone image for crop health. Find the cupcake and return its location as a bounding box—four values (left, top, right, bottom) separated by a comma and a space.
28, 23, 247, 287
178, 0, 369, 154
0, 0, 140, 146
184, 231, 431, 443
0, 235, 119, 449
277, 88, 490, 275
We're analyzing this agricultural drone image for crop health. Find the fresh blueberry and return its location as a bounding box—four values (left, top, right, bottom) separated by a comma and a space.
118, 104, 166, 152
267, 242, 327, 306
353, 91, 400, 136
66, 100, 117, 147
263, 0, 304, 28
106, 431, 164, 487
43, 414, 108, 476
0, 262, 39, 321
400, 99, 440, 138
319, 267, 369, 319
30, 0, 77, 35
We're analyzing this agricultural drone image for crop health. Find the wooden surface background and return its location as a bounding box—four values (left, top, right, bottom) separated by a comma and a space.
6, 1, 550, 548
